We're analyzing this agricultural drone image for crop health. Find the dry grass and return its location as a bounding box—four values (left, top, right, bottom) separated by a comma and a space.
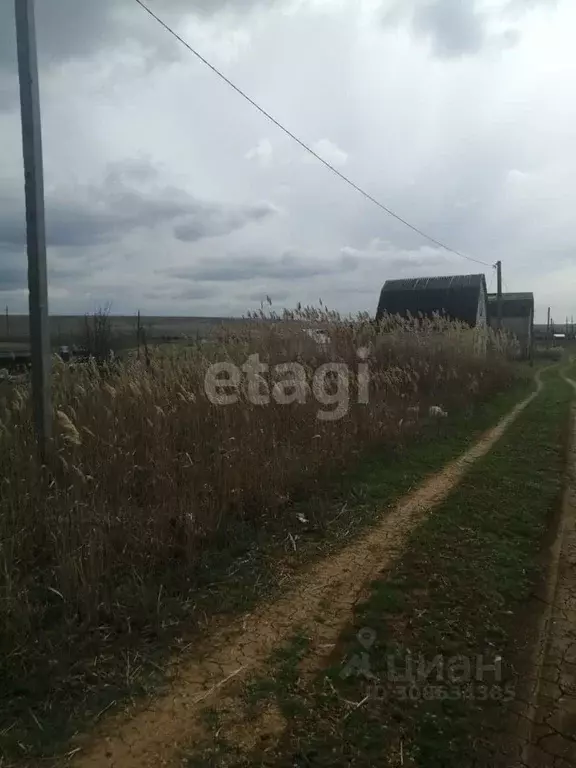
0, 308, 518, 757
534, 344, 565, 361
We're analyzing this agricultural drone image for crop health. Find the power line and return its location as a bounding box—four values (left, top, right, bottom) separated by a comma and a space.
487, 271, 494, 294
134, 0, 494, 270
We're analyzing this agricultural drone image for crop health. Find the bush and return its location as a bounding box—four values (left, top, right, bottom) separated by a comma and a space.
533, 345, 564, 361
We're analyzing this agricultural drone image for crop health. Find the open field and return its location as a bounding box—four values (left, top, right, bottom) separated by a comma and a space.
0, 315, 252, 352
0, 312, 550, 766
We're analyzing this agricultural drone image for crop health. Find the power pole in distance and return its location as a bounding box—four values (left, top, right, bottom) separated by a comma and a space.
15, 0, 52, 455
546, 307, 551, 348
496, 260, 503, 332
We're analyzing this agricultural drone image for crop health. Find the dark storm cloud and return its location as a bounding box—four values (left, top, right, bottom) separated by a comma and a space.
413, 0, 486, 56
0, 260, 27, 292
173, 201, 278, 243
0, 0, 557, 78
0, 245, 87, 292
0, 0, 280, 73
0, 162, 277, 249
162, 250, 359, 282
382, 0, 556, 58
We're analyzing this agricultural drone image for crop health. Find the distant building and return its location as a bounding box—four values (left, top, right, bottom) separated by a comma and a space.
376, 274, 488, 327
487, 293, 534, 359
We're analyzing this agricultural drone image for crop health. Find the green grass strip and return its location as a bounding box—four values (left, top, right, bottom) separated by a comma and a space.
565, 356, 576, 380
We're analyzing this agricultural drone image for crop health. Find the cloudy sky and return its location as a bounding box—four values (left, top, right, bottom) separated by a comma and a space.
0, 0, 573, 322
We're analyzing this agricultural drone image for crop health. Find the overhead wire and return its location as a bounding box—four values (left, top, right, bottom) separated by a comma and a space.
134, 0, 495, 270
487, 271, 494, 294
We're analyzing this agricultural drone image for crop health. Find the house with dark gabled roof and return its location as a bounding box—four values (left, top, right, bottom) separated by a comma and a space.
376, 274, 488, 327
487, 292, 534, 359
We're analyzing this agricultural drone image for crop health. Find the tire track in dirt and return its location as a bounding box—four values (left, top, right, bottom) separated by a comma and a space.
73, 379, 543, 768
518, 371, 576, 767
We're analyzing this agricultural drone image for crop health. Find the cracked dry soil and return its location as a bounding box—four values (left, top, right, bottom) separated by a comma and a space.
72, 387, 539, 768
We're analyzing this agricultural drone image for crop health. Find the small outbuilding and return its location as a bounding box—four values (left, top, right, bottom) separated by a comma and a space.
376, 274, 488, 327
487, 292, 534, 359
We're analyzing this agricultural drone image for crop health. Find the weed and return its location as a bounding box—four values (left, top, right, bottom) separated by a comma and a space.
0, 309, 521, 762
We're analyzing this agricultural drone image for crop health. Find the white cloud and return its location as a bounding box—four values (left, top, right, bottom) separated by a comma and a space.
309, 138, 349, 167
245, 138, 274, 165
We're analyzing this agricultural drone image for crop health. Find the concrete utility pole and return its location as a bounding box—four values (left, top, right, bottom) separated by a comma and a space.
546, 307, 551, 347
496, 260, 503, 332
15, 0, 52, 455
5, 306, 9, 337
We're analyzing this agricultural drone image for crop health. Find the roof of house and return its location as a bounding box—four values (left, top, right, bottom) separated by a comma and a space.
487, 292, 534, 319
376, 274, 487, 325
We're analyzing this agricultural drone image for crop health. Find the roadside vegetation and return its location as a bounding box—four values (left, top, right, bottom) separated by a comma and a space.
565, 354, 576, 379
196, 366, 571, 768
0, 310, 521, 762
533, 344, 565, 362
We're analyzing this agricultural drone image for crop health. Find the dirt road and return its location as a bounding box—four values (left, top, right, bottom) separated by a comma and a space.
72, 383, 541, 768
